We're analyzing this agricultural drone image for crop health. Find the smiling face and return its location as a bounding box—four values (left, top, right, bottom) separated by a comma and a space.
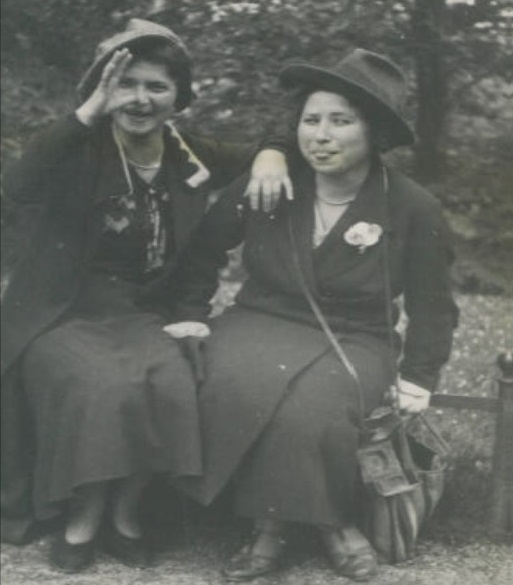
111, 59, 178, 138
297, 91, 372, 177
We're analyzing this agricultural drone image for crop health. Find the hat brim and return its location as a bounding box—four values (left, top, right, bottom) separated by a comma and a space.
77, 33, 194, 110
279, 64, 415, 149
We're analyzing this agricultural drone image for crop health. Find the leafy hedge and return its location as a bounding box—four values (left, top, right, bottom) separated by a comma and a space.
1, 0, 511, 291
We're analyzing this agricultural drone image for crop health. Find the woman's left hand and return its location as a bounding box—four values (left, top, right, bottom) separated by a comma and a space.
163, 322, 211, 387
245, 149, 293, 213
396, 377, 431, 413
163, 322, 211, 338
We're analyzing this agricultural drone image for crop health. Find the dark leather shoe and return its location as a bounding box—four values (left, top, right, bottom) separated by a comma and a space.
327, 546, 378, 582
102, 526, 151, 568
49, 531, 96, 573
322, 528, 378, 582
334, 550, 378, 582
222, 536, 286, 582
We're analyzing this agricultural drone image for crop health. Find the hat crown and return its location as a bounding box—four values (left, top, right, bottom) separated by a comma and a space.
78, 18, 193, 109
95, 18, 189, 60
279, 48, 414, 148
332, 49, 407, 113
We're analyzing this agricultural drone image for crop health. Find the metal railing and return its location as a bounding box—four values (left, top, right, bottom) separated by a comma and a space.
430, 351, 513, 536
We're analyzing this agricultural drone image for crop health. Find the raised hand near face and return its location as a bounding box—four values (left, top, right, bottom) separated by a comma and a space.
76, 48, 134, 126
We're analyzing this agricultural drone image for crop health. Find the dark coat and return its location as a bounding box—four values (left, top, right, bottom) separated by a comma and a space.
0, 114, 258, 543
166, 157, 459, 510
170, 158, 459, 391
1, 115, 258, 376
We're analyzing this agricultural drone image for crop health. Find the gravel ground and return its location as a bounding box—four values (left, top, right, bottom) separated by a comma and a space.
1, 530, 511, 585
2, 293, 512, 585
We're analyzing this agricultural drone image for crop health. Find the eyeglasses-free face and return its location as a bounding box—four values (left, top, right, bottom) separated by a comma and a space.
297, 91, 372, 178
111, 59, 178, 138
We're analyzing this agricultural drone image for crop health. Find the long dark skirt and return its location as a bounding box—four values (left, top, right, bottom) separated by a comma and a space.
21, 273, 200, 520
174, 306, 396, 527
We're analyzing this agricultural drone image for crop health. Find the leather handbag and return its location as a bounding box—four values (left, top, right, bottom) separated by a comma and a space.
287, 207, 448, 564
358, 407, 448, 562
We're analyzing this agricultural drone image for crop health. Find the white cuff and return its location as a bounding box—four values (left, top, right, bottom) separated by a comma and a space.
397, 377, 431, 399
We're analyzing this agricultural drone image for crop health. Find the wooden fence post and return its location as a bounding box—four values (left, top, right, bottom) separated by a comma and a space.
490, 351, 513, 537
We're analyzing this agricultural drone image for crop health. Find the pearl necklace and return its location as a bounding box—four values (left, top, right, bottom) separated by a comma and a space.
126, 157, 162, 184
316, 192, 356, 206
313, 197, 352, 247
126, 157, 162, 170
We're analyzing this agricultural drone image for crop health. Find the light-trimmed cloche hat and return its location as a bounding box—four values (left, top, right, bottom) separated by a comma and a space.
77, 18, 193, 111
280, 48, 415, 149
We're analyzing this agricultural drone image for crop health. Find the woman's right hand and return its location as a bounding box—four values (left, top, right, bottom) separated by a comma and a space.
75, 48, 134, 126
245, 149, 294, 213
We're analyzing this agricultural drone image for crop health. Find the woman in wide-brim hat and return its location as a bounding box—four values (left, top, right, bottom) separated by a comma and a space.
1, 17, 290, 572
166, 48, 458, 581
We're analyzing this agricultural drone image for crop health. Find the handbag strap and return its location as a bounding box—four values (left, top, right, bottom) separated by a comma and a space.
411, 412, 450, 456
287, 217, 366, 425
379, 167, 402, 414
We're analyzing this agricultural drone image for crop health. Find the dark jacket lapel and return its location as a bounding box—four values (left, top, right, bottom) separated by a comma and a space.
313, 159, 392, 274
162, 128, 211, 254
91, 123, 133, 206
288, 166, 319, 294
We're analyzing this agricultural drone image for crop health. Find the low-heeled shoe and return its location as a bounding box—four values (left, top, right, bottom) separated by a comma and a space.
222, 537, 286, 582
49, 531, 96, 573
328, 547, 378, 582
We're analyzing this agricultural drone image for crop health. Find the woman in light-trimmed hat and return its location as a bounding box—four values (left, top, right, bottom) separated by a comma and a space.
165, 48, 458, 581
1, 18, 291, 571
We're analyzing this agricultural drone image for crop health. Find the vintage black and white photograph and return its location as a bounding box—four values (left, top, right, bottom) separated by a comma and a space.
1, 1, 512, 584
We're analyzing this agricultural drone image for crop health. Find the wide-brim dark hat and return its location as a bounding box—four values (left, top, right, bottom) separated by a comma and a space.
77, 18, 193, 110
280, 48, 415, 149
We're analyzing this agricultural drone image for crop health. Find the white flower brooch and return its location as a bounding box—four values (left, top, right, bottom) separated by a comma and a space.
344, 222, 383, 253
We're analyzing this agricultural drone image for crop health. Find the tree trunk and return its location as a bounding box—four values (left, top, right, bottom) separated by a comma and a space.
411, 0, 447, 181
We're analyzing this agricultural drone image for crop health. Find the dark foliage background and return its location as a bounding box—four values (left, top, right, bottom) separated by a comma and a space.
1, 0, 512, 293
